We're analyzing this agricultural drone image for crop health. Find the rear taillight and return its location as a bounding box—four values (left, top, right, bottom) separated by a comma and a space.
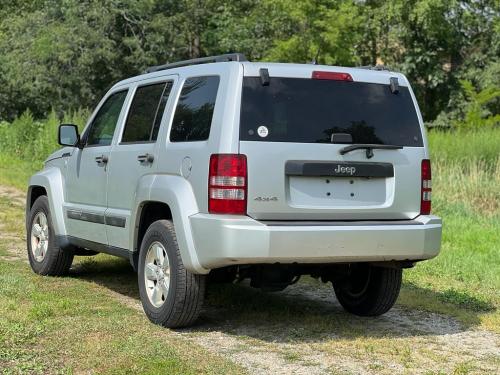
420, 159, 432, 215
209, 154, 247, 215
312, 71, 353, 81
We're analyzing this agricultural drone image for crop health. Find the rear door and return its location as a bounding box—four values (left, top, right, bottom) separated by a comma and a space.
239, 66, 426, 221
106, 76, 176, 250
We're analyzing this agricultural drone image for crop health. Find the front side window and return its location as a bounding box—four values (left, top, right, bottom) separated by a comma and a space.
122, 81, 173, 143
170, 76, 220, 142
86, 90, 128, 146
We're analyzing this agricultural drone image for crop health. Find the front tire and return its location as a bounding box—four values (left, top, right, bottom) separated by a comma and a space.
27, 196, 74, 276
138, 220, 206, 328
333, 264, 402, 316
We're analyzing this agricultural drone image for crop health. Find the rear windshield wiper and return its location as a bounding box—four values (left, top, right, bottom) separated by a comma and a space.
339, 144, 403, 159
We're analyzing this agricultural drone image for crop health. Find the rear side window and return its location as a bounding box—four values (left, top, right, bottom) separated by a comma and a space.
170, 76, 220, 142
121, 82, 173, 143
240, 77, 423, 146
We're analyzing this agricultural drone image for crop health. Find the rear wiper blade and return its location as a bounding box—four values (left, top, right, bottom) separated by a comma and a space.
339, 144, 403, 159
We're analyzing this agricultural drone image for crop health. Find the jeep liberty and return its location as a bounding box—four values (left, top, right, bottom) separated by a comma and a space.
26, 54, 442, 327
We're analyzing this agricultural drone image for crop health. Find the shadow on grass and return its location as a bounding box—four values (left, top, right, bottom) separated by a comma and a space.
402, 281, 495, 313
69, 255, 495, 343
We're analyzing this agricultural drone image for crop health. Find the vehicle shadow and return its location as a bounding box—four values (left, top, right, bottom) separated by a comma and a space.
69, 255, 494, 343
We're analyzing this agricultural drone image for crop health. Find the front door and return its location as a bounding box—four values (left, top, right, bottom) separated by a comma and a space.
106, 77, 176, 250
64, 89, 129, 244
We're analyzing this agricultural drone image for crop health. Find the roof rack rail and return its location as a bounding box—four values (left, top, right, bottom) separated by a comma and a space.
145, 53, 248, 73
358, 64, 391, 71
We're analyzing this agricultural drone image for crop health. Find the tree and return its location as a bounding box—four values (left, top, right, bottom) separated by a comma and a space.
0, 0, 259, 119
454, 80, 500, 129
255, 0, 363, 65
0, 0, 498, 124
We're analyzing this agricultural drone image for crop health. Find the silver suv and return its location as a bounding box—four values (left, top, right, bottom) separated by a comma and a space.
26, 54, 442, 327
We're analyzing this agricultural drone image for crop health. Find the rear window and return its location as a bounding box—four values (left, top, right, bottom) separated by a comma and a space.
240, 77, 423, 146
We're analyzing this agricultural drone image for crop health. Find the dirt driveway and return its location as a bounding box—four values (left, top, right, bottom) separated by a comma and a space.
1, 186, 499, 374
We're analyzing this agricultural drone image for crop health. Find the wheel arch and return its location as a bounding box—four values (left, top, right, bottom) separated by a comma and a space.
130, 174, 209, 275
131, 200, 173, 270
27, 185, 47, 210
27, 168, 67, 236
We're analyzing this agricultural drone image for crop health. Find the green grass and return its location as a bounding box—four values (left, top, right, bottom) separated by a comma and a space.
0, 169, 244, 373
0, 192, 243, 374
0, 172, 498, 373
405, 211, 499, 300
0, 109, 87, 191
0, 109, 88, 162
0, 260, 244, 374
0, 196, 243, 374
0, 154, 39, 191
400, 128, 500, 331
1, 123, 499, 323
0, 114, 499, 357
428, 129, 499, 167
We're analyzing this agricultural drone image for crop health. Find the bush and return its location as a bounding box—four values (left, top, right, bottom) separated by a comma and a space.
0, 109, 89, 162
453, 80, 500, 130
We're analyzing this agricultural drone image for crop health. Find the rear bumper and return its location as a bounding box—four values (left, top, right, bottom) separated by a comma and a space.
189, 214, 442, 269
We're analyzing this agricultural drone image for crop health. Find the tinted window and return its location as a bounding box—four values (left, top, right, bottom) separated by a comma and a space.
122, 82, 173, 143
240, 78, 423, 146
86, 90, 128, 146
170, 76, 220, 142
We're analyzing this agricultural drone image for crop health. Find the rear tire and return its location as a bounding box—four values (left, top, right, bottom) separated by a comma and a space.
333, 264, 402, 316
27, 196, 74, 276
138, 220, 206, 328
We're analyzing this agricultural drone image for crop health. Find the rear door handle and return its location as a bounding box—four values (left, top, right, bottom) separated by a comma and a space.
95, 155, 108, 164
137, 153, 154, 163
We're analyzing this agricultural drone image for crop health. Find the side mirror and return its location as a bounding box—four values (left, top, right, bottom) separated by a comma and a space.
58, 124, 81, 147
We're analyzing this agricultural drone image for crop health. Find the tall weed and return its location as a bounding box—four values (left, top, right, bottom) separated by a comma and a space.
428, 128, 499, 168
0, 109, 89, 162
428, 128, 500, 216
433, 158, 500, 216
1, 112, 499, 217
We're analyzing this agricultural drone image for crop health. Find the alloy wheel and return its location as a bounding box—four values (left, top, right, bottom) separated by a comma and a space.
144, 241, 171, 308
30, 212, 49, 262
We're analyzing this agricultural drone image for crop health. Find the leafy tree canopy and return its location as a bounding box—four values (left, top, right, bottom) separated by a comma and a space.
0, 0, 498, 125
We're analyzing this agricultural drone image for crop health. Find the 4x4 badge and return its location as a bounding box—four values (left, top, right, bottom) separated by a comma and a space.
254, 196, 278, 202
